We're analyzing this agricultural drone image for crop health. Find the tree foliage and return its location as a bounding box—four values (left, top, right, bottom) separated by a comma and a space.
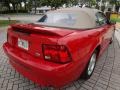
1, 0, 28, 12
39, 0, 67, 9
0, 0, 120, 13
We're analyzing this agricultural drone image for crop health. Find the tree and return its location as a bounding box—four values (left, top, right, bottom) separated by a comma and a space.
110, 0, 120, 12
50, 0, 67, 9
39, 0, 67, 9
1, 0, 28, 13
69, 0, 79, 6
3, 0, 11, 11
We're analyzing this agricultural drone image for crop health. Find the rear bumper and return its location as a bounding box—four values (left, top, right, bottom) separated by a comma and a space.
3, 42, 83, 88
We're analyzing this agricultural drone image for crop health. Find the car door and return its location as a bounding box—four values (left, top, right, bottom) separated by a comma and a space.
96, 12, 114, 52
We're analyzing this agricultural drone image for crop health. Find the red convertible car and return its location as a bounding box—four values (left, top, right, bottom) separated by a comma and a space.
3, 8, 115, 88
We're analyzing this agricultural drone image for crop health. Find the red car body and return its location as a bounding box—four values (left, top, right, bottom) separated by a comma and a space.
3, 8, 115, 88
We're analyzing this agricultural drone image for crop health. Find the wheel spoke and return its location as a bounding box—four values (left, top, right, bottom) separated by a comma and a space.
87, 53, 96, 75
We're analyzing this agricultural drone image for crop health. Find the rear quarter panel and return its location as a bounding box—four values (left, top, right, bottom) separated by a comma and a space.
58, 29, 102, 75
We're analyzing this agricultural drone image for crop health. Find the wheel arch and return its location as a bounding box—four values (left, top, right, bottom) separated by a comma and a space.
95, 45, 101, 57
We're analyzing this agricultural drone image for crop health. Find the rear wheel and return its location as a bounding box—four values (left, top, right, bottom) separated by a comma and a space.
110, 36, 114, 44
110, 32, 115, 44
82, 51, 97, 79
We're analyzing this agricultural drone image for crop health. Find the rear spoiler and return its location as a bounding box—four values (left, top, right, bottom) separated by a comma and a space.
11, 24, 62, 37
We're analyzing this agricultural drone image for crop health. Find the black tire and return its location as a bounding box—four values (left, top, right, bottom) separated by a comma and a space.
110, 37, 113, 44
82, 50, 97, 80
110, 32, 115, 44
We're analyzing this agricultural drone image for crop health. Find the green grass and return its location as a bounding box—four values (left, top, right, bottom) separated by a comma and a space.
110, 18, 120, 23
0, 20, 19, 27
110, 14, 120, 23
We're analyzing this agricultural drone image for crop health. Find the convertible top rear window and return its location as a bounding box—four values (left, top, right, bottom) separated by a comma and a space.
38, 13, 76, 26
35, 11, 97, 29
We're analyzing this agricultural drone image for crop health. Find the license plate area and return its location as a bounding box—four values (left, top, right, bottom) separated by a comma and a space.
18, 38, 29, 50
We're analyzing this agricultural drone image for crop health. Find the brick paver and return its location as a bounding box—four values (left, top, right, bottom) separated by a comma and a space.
0, 28, 120, 90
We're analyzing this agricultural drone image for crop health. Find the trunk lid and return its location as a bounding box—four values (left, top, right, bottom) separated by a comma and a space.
8, 24, 74, 60
11, 24, 74, 37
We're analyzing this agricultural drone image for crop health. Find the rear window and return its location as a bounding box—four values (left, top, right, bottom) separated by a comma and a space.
35, 11, 96, 29
38, 13, 76, 26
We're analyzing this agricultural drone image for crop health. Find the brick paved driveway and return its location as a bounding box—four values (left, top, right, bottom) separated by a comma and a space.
0, 28, 120, 90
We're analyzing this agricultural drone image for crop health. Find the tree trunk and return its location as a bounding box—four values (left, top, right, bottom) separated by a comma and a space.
16, 4, 18, 14
19, 3, 22, 10
24, 0, 27, 10
34, 0, 37, 14
96, 3, 99, 10
55, 6, 58, 10
12, 3, 16, 12
88, 0, 91, 7
7, 3, 11, 11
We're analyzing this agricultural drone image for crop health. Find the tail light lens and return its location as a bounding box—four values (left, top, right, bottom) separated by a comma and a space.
42, 44, 72, 63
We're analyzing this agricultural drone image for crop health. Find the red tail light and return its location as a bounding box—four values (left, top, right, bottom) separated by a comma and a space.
42, 44, 72, 63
